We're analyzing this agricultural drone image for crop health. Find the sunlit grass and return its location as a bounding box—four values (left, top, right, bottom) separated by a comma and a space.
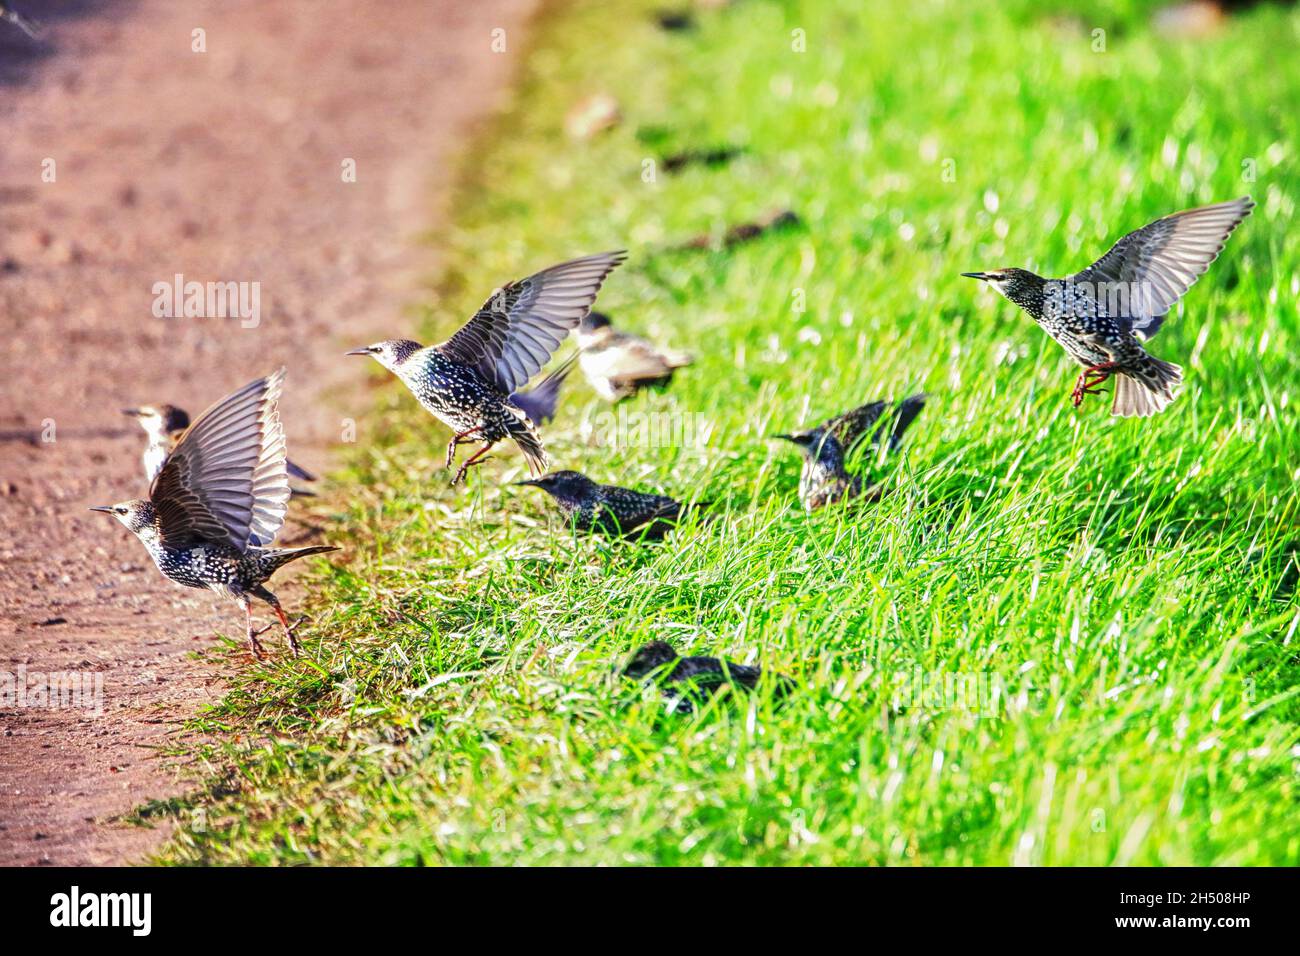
157, 0, 1299, 865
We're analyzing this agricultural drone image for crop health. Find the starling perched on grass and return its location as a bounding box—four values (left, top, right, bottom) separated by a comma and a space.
123, 403, 316, 493
92, 370, 338, 658
963, 197, 1253, 417
577, 311, 693, 401
623, 641, 794, 714
515, 470, 700, 540
0, 3, 39, 38
773, 395, 926, 511
348, 251, 626, 484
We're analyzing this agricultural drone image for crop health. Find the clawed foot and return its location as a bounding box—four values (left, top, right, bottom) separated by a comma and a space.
248, 621, 275, 659
450, 456, 492, 486
1070, 369, 1112, 408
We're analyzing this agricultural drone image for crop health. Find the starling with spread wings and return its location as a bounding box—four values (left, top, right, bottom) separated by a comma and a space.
773, 394, 927, 511
91, 370, 338, 658
963, 197, 1253, 417
349, 251, 626, 484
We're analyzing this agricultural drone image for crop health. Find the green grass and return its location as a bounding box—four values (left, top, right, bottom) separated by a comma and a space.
157, 0, 1300, 865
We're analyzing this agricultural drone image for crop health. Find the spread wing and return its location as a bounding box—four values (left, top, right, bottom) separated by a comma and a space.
436, 251, 627, 394
1070, 197, 1253, 337
149, 370, 291, 550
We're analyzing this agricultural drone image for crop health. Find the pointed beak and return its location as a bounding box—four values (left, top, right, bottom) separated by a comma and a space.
513, 479, 541, 488
88, 505, 115, 514
121, 408, 142, 417
769, 434, 796, 443
345, 347, 373, 357
961, 272, 991, 281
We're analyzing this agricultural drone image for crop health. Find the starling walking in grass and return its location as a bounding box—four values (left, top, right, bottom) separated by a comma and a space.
773, 394, 926, 511
577, 311, 693, 401
349, 251, 626, 484
123, 402, 317, 489
0, 3, 39, 38
623, 641, 794, 714
963, 197, 1253, 417
515, 470, 700, 540
92, 370, 338, 658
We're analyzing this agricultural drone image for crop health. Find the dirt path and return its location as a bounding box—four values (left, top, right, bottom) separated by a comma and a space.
0, 0, 536, 865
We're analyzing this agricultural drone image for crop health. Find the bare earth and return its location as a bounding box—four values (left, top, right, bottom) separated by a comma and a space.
0, 0, 535, 865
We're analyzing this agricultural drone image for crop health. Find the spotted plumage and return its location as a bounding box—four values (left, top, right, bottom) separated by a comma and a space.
576, 311, 694, 401
349, 251, 626, 484
963, 197, 1253, 417
516, 470, 700, 540
123, 402, 316, 493
93, 370, 338, 658
623, 641, 795, 714
773, 395, 927, 511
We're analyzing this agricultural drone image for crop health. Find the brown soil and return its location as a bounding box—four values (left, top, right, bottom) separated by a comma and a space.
0, 0, 537, 865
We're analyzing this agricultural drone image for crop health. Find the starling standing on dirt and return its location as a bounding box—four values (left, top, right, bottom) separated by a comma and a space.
92, 370, 338, 658
623, 641, 794, 714
577, 311, 694, 401
348, 251, 626, 484
0, 3, 39, 38
963, 197, 1253, 417
123, 403, 317, 492
515, 470, 699, 540
773, 394, 927, 511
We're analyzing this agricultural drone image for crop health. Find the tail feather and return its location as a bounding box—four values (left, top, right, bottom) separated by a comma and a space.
1112, 358, 1182, 418
507, 417, 548, 476
265, 545, 340, 571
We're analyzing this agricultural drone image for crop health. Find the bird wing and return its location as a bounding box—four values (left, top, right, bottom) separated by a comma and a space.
149, 370, 291, 550
436, 251, 626, 394
823, 400, 890, 449
1070, 197, 1253, 337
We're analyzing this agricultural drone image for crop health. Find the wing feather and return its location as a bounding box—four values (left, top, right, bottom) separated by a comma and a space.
436, 251, 627, 394
1071, 197, 1253, 336
149, 370, 291, 550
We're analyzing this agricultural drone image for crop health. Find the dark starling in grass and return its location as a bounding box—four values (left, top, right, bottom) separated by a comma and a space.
577, 311, 694, 401
773, 394, 926, 511
623, 641, 794, 714
0, 3, 39, 38
348, 251, 626, 484
92, 371, 338, 658
515, 470, 700, 540
963, 197, 1253, 417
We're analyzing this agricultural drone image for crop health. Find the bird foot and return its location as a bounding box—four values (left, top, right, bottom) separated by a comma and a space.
450, 456, 492, 486
247, 621, 275, 659
1071, 371, 1111, 408
283, 614, 310, 657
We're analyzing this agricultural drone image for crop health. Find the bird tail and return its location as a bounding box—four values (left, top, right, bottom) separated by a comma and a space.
1111, 358, 1182, 418
263, 545, 339, 571
887, 393, 928, 449
505, 412, 548, 476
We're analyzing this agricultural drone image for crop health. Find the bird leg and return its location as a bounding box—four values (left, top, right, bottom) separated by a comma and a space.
245, 603, 270, 659
451, 441, 497, 486
271, 605, 308, 658
445, 427, 484, 469
1071, 362, 1118, 408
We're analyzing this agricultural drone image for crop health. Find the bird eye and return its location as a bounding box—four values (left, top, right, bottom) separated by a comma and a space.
116, 507, 127, 514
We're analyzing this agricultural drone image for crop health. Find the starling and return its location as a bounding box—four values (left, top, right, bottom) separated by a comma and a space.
773, 394, 927, 511
92, 370, 338, 658
515, 470, 700, 540
963, 197, 1253, 417
576, 311, 693, 401
508, 354, 574, 426
0, 3, 39, 38
348, 251, 626, 485
623, 641, 794, 714
122, 403, 317, 493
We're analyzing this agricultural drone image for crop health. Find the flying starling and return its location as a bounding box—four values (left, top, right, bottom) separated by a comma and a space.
773, 394, 927, 511
576, 311, 693, 401
0, 3, 39, 38
348, 251, 626, 485
963, 197, 1253, 417
623, 641, 794, 714
515, 470, 700, 540
92, 370, 338, 658
123, 403, 317, 493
